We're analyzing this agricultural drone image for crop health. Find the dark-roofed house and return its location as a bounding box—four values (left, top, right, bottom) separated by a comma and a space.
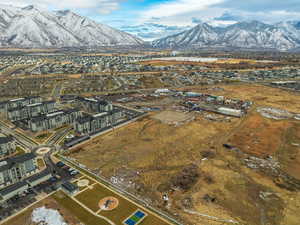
0, 153, 38, 188
0, 136, 16, 159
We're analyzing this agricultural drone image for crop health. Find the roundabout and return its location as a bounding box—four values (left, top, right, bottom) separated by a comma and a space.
36, 147, 51, 155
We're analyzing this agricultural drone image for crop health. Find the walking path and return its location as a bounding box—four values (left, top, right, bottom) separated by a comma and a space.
59, 155, 181, 225
70, 195, 115, 225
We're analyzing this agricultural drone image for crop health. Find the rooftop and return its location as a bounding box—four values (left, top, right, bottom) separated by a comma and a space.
0, 181, 28, 196
0, 136, 14, 144
0, 153, 36, 172
61, 182, 78, 193
27, 169, 51, 183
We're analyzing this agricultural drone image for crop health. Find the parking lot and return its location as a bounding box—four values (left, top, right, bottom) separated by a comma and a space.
0, 160, 79, 222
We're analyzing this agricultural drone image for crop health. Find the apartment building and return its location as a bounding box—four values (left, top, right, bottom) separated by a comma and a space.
0, 96, 42, 113
0, 136, 16, 159
0, 153, 38, 189
7, 101, 56, 122
28, 109, 82, 132
75, 110, 123, 135
76, 97, 113, 113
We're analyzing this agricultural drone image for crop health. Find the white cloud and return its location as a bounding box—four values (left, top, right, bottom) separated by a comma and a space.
139, 0, 300, 27
139, 0, 225, 26
143, 0, 223, 18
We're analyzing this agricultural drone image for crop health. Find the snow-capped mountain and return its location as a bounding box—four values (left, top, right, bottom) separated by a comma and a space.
153, 21, 300, 51
0, 4, 143, 48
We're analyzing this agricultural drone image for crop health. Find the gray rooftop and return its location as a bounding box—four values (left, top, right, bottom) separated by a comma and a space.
0, 181, 28, 196
0, 136, 14, 144
27, 169, 51, 183
0, 153, 36, 172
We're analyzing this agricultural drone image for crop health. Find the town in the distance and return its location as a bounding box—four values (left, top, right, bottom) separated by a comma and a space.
0, 3, 300, 225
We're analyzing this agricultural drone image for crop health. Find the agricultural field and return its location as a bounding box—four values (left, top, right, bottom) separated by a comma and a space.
67, 83, 300, 225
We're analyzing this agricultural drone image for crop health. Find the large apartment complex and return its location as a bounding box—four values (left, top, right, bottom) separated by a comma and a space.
74, 97, 124, 135
0, 135, 52, 203
28, 109, 82, 132
1, 96, 127, 136
7, 101, 56, 122
0, 96, 42, 114
75, 110, 123, 135
76, 97, 113, 113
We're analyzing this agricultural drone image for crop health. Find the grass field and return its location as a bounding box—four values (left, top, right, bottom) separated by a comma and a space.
53, 191, 111, 225
34, 132, 52, 143
15, 146, 26, 155
75, 183, 170, 225
37, 158, 46, 169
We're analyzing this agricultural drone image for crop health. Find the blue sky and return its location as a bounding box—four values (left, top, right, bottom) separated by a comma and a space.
4, 0, 300, 39
72, 0, 300, 27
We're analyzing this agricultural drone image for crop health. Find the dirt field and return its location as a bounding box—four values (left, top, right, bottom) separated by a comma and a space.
68, 112, 241, 224
68, 83, 300, 225
229, 112, 292, 157
152, 111, 194, 124
186, 83, 300, 112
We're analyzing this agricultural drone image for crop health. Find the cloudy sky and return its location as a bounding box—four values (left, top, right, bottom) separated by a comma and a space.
4, 0, 300, 39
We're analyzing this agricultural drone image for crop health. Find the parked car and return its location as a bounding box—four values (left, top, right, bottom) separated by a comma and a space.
56, 161, 65, 167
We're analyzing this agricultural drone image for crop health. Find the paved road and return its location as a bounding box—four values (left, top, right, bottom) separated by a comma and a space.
0, 116, 181, 225
0, 121, 38, 150
46, 127, 72, 146
0, 120, 70, 181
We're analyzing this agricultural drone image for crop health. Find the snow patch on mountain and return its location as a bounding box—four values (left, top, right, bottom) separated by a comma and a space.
0, 4, 143, 48
153, 21, 300, 51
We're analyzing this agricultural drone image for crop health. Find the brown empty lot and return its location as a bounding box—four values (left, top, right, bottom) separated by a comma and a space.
67, 83, 300, 225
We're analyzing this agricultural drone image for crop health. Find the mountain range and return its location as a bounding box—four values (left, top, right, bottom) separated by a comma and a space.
1, 4, 300, 51
152, 21, 300, 51
0, 4, 143, 48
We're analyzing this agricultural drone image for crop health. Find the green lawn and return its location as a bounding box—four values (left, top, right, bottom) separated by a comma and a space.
15, 146, 26, 155
53, 191, 110, 225
75, 184, 170, 225
57, 155, 171, 225
37, 158, 45, 169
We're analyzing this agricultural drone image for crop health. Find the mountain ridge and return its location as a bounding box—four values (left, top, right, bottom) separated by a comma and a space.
152, 21, 300, 51
0, 4, 143, 48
